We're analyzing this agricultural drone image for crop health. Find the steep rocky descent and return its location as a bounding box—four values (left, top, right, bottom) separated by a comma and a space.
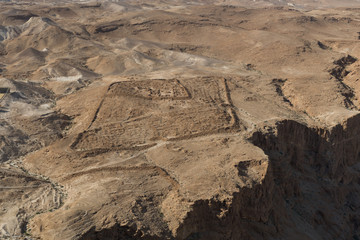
250, 116, 360, 240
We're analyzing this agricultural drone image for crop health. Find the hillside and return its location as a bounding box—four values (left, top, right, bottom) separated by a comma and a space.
0, 1, 360, 239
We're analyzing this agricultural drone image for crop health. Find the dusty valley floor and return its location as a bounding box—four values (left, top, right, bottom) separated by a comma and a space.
1, 0, 360, 239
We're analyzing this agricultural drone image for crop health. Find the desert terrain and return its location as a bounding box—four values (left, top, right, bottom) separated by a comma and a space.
0, 0, 360, 239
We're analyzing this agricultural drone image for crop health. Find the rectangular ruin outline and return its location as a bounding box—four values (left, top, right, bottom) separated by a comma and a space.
72, 77, 240, 154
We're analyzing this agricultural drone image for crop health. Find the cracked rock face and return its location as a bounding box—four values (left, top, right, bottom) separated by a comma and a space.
1, 1, 360, 240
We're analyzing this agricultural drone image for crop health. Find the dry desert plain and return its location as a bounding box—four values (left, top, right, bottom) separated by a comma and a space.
1, 0, 360, 239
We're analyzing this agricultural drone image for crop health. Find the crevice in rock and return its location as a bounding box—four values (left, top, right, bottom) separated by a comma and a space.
271, 78, 293, 107
329, 55, 358, 109
317, 41, 330, 50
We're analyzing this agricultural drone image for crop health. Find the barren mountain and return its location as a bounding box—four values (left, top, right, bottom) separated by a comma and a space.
0, 0, 360, 239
